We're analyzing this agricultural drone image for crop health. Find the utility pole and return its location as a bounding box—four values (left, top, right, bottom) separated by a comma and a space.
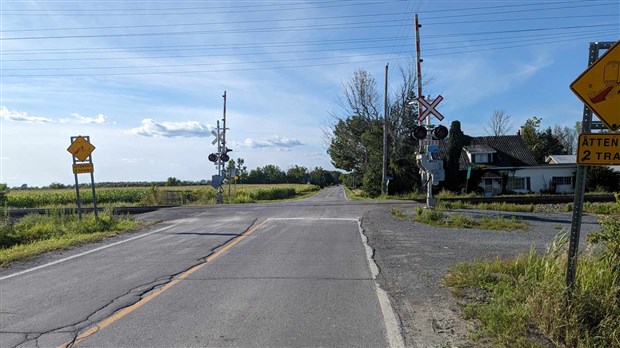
383, 63, 389, 196
414, 14, 436, 208
222, 91, 227, 163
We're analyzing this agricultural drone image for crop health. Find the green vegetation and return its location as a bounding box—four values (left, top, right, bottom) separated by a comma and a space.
445, 219, 620, 347
345, 187, 424, 201
390, 207, 529, 231
5, 184, 320, 208
438, 200, 536, 213
0, 211, 146, 266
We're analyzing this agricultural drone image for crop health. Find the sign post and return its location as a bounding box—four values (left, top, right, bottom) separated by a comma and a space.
67, 136, 98, 220
566, 40, 618, 297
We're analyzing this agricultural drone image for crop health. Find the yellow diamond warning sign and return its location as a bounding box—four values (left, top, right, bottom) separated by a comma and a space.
67, 136, 95, 161
570, 40, 620, 131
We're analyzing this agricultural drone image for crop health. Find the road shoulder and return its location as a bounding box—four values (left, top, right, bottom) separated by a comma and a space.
361, 205, 601, 347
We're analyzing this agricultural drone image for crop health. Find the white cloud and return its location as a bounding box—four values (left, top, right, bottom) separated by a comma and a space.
126, 119, 211, 138
243, 135, 304, 149
60, 113, 109, 124
0, 107, 53, 123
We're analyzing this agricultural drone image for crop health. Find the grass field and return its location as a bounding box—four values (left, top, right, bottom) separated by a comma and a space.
5, 184, 321, 208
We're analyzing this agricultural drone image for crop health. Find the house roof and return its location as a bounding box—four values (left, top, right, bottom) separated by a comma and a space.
437, 135, 539, 170
464, 145, 496, 154
546, 155, 576, 164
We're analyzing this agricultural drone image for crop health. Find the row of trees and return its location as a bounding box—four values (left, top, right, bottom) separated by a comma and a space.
222, 158, 340, 187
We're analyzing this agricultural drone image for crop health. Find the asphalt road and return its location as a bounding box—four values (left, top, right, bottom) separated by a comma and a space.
0, 186, 407, 347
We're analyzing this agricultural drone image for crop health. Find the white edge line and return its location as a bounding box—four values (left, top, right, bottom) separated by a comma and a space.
357, 220, 405, 348
0, 224, 176, 281
267, 218, 358, 221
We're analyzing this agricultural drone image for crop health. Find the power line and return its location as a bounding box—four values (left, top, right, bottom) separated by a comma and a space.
1, 1, 390, 16
1, 20, 410, 40
0, 12, 407, 33
1, 37, 402, 54
3, 28, 615, 63
2, 21, 615, 42
3, 31, 613, 77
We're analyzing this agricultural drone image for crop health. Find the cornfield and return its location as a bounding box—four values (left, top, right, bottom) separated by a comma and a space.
6, 184, 320, 208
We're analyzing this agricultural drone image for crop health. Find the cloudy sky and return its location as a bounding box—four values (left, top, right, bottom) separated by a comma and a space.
1, 0, 618, 187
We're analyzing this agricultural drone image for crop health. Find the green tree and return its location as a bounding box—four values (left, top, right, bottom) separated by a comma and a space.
521, 117, 567, 163
521, 116, 542, 153
586, 166, 620, 192
326, 66, 421, 196
235, 158, 248, 182
0, 183, 8, 206
166, 177, 181, 186
445, 120, 470, 192
287, 165, 308, 183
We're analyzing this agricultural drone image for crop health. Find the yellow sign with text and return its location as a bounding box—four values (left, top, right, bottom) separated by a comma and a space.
577, 133, 620, 165
73, 163, 94, 174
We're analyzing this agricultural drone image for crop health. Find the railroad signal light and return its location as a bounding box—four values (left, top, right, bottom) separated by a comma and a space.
412, 125, 428, 140
432, 125, 449, 140
208, 153, 218, 162
220, 153, 230, 162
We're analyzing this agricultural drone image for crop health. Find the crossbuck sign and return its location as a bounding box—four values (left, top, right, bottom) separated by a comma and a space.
417, 95, 444, 122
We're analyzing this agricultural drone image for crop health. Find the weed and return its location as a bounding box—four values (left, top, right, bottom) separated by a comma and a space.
445, 227, 620, 347
0, 211, 145, 266
390, 207, 407, 219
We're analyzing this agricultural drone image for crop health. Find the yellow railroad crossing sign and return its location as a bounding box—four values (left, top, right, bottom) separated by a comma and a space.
577, 133, 620, 165
570, 40, 620, 131
67, 136, 95, 161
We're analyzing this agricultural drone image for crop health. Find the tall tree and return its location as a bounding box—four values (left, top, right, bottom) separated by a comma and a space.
521, 117, 567, 163
553, 125, 578, 155
445, 121, 469, 192
521, 116, 542, 154
287, 165, 308, 183
484, 110, 512, 136
326, 65, 422, 196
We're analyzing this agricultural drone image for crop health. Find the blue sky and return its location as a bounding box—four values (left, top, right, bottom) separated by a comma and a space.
1, 0, 618, 187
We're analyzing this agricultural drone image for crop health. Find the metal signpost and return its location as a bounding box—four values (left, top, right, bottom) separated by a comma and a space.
414, 14, 447, 208
566, 40, 618, 296
208, 91, 232, 204
67, 135, 98, 220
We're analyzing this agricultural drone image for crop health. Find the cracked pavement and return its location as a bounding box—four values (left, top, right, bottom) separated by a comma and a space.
1, 211, 260, 348
1, 187, 405, 347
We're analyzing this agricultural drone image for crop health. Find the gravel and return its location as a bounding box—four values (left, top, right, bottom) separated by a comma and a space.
360, 204, 602, 348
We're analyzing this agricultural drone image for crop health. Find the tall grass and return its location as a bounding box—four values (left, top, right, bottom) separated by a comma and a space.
411, 207, 529, 231
0, 210, 144, 266
445, 219, 620, 347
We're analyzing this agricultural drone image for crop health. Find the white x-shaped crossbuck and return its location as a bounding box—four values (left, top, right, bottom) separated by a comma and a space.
417, 95, 444, 122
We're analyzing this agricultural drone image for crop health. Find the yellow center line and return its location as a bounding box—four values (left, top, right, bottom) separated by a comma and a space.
58, 219, 269, 348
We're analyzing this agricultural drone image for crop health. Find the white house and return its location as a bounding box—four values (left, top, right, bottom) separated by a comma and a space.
439, 136, 577, 195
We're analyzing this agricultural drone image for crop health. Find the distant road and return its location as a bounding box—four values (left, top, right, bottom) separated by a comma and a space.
0, 186, 407, 347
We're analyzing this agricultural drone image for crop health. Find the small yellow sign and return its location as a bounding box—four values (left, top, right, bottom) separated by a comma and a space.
570, 40, 620, 131
67, 136, 95, 161
577, 133, 620, 165
73, 163, 94, 174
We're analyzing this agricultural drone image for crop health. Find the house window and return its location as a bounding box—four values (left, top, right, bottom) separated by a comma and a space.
553, 177, 572, 185
473, 154, 491, 163
507, 177, 526, 190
